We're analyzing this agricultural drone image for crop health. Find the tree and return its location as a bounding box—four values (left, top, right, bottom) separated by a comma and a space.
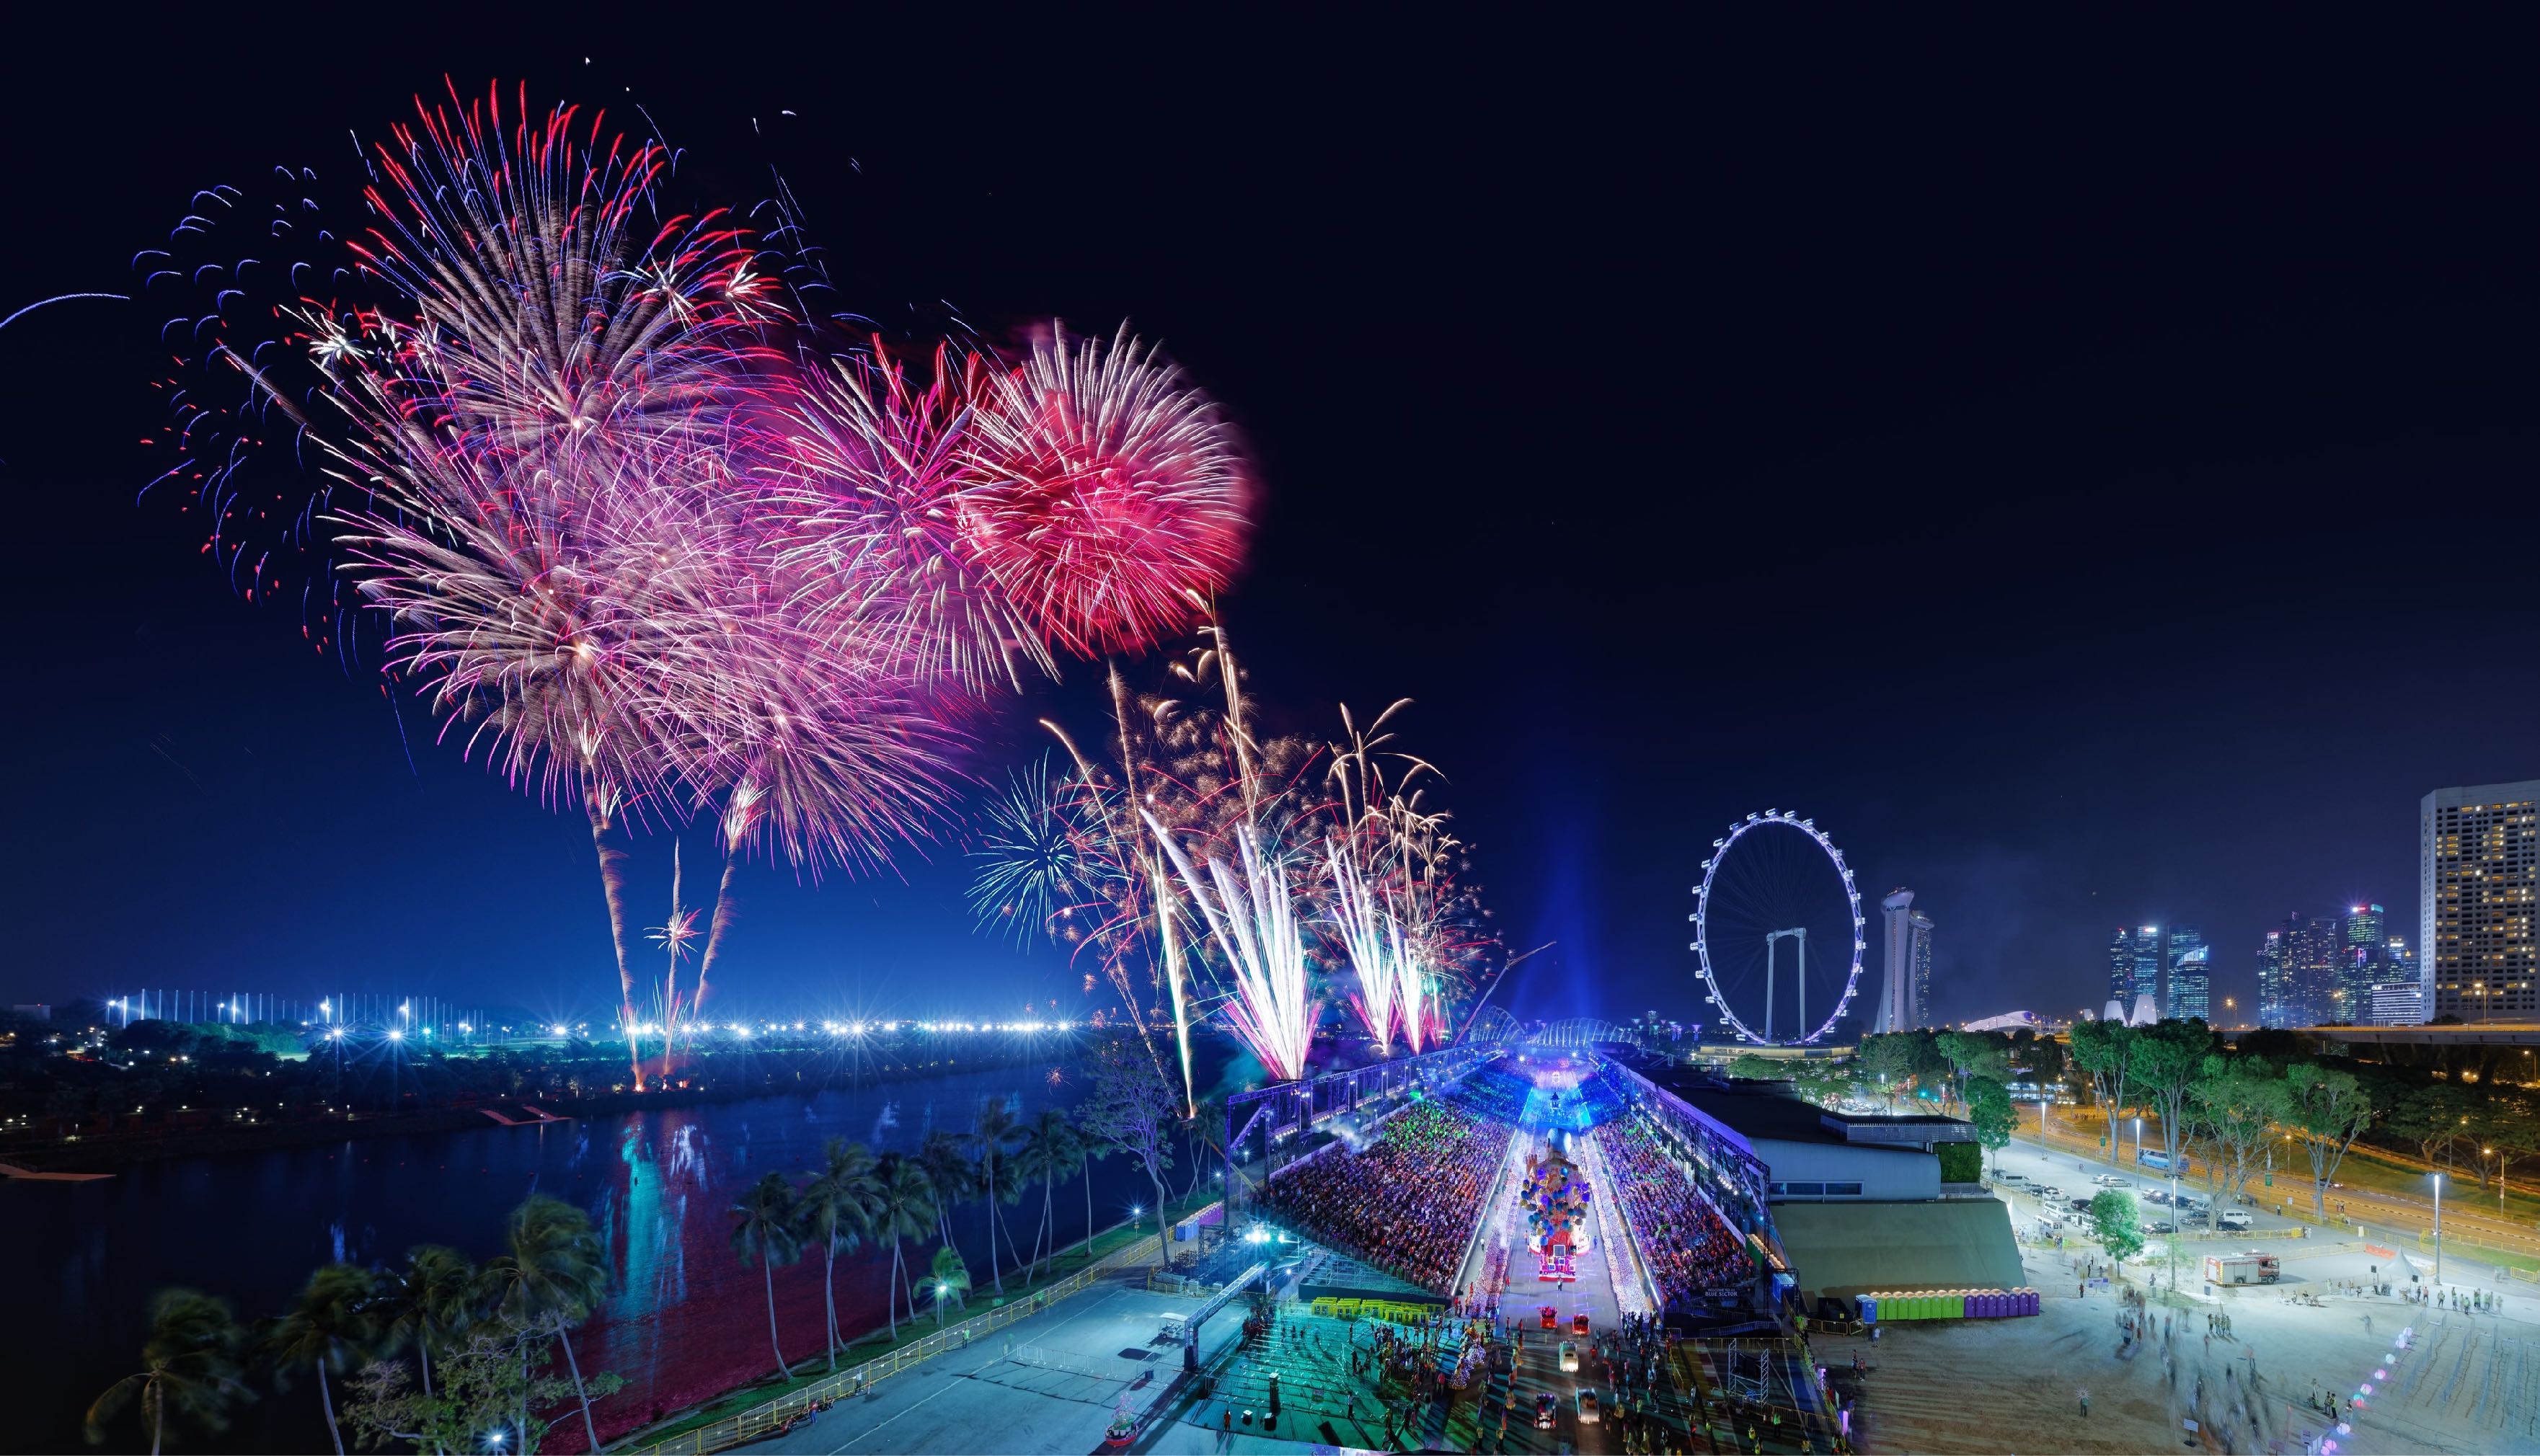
730, 1173, 804, 1376
968, 1096, 1025, 1295
1076, 1128, 1114, 1261
918, 1128, 978, 1261
262, 1264, 376, 1456
2283, 1062, 2384, 1217
480, 1194, 610, 1454
2066, 1018, 2138, 1150
1014, 1109, 1080, 1281
342, 1325, 607, 1456
798, 1138, 877, 1369
2386, 1083, 2476, 1173
1964, 1075, 2017, 1174
87, 1289, 250, 1455
2088, 1189, 2144, 1261
1856, 1034, 1926, 1111
1937, 1031, 2013, 1113
927, 1245, 973, 1326
1078, 1036, 1179, 1268
1726, 1052, 1779, 1083
868, 1153, 938, 1339
370, 1245, 476, 1410
2186, 1055, 2283, 1206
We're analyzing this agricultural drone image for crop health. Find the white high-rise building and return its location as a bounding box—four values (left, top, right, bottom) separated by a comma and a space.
1876, 889, 1935, 1031
2420, 781, 2540, 1024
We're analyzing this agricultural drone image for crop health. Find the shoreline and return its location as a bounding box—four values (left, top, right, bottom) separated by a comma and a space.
0, 1046, 1066, 1176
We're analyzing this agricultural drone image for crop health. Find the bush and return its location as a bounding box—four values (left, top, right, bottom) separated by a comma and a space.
1937, 1140, 1983, 1184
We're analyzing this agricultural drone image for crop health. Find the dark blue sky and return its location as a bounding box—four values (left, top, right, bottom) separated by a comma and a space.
3, 14, 2535, 1029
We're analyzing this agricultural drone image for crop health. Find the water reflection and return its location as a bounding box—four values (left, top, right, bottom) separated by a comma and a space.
0, 1051, 1226, 1454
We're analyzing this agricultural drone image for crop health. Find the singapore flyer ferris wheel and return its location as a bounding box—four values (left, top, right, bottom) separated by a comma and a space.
1691, 809, 1866, 1046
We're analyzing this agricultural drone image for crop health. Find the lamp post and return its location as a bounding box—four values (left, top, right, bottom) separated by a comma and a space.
2133, 1116, 2143, 1171
2432, 1171, 2443, 1289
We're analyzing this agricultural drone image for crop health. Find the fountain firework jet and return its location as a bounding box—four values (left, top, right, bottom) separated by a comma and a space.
1147, 812, 1314, 1082
1325, 840, 1407, 1054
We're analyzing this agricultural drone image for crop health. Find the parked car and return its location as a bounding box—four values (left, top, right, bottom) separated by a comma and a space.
1577, 1390, 1601, 1425
1559, 1341, 1580, 1373
2218, 1209, 2254, 1231
2145, 1189, 2173, 1205
2035, 1186, 2063, 1201
1998, 1171, 2030, 1186
2180, 1208, 2211, 1226
2143, 1219, 2177, 1235
2070, 1198, 2096, 1215
1535, 1394, 1558, 1430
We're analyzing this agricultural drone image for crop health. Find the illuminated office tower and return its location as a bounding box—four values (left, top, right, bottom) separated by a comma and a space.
2164, 925, 2207, 1019
2167, 944, 2211, 1022
2421, 781, 2540, 1023
2108, 927, 2135, 1003
2257, 925, 2296, 1028
2287, 915, 2350, 1024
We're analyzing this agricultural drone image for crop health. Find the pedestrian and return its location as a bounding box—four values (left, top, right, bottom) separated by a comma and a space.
2079, 1387, 2090, 1417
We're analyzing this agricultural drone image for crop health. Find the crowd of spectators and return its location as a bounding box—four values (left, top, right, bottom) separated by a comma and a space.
1442, 1062, 1533, 1122
1262, 1100, 1514, 1292
1569, 1070, 1622, 1123
1591, 1114, 1752, 1307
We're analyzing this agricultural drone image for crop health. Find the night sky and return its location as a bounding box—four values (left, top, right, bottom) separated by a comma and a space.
3, 16, 2534, 1030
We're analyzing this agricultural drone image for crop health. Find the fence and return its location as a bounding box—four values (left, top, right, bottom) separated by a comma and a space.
629, 1210, 1210, 1456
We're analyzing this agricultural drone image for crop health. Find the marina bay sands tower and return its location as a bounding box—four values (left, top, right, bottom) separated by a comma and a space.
1875, 888, 1935, 1031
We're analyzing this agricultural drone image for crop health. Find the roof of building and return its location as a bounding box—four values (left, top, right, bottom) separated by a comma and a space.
1647, 1071, 1975, 1146
1772, 1198, 2026, 1300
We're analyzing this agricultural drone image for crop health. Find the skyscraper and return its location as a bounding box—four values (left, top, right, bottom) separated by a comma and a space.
2168, 944, 2211, 1022
2164, 925, 2207, 1019
1878, 889, 1934, 1031
2257, 925, 2295, 1029
2108, 926, 2135, 1004
2420, 781, 2540, 1024
2287, 915, 2349, 1024
2135, 927, 2164, 1004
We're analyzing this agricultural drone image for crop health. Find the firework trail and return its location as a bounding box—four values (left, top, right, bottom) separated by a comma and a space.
1324, 838, 1407, 1055
1146, 812, 1315, 1082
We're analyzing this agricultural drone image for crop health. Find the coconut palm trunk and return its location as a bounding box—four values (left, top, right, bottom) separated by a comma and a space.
554, 1318, 601, 1455
1081, 1152, 1097, 1260
761, 1255, 785, 1371
315, 1362, 342, 1456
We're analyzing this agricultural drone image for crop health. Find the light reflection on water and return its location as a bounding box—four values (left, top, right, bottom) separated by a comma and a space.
0, 1052, 1226, 1455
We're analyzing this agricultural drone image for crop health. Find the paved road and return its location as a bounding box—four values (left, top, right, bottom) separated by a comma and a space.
2023, 1106, 2540, 1261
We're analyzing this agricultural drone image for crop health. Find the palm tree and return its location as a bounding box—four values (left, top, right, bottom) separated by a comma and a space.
797, 1138, 877, 1369
371, 1245, 475, 1408
867, 1153, 937, 1339
970, 1096, 1023, 1294
927, 1245, 973, 1326
261, 1264, 374, 1456
1014, 1109, 1079, 1280
918, 1128, 975, 1256
480, 1194, 609, 1455
87, 1288, 250, 1455
1077, 1134, 1113, 1261
729, 1172, 804, 1376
